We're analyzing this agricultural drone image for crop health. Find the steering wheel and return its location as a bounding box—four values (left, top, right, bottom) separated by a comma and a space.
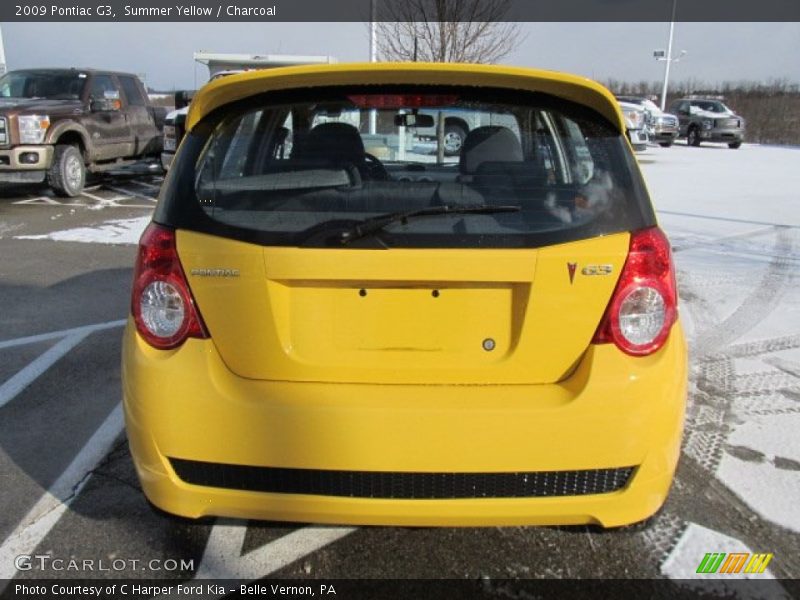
363, 152, 390, 181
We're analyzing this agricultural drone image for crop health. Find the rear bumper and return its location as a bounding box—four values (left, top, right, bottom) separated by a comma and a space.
122, 321, 687, 527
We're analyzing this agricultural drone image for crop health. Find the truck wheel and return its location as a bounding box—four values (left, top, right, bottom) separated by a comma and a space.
728, 142, 742, 149
659, 141, 673, 148
443, 124, 467, 156
48, 144, 86, 197
687, 127, 701, 147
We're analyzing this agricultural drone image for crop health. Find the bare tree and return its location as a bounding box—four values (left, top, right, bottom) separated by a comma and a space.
375, 0, 523, 64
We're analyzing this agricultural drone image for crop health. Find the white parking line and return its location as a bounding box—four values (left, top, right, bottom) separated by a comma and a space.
0, 333, 89, 409
79, 190, 155, 210
0, 403, 125, 587
128, 180, 162, 191
0, 319, 125, 351
194, 521, 356, 579
105, 185, 158, 203
152, 520, 356, 599
0, 320, 126, 408
13, 197, 62, 206
13, 187, 158, 208
80, 190, 125, 205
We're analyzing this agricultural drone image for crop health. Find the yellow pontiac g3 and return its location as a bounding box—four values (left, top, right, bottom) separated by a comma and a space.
122, 63, 687, 527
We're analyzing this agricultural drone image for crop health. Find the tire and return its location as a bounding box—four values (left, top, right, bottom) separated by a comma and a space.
728, 141, 742, 149
687, 127, 701, 147
659, 141, 673, 148
48, 144, 86, 197
442, 123, 467, 156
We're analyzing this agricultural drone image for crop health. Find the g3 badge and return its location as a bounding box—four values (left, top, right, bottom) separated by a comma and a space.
567, 263, 613, 284
581, 264, 614, 276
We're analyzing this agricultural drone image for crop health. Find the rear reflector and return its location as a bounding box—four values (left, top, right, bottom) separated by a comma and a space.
592, 227, 677, 356
131, 223, 208, 349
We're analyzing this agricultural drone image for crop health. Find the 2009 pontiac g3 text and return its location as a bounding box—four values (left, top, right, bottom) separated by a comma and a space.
12, 4, 278, 18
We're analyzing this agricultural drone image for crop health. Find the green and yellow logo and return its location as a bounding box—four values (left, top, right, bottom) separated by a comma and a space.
696, 553, 773, 574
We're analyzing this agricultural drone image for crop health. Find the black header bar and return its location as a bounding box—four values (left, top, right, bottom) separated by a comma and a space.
1, 578, 798, 600
4, 0, 800, 23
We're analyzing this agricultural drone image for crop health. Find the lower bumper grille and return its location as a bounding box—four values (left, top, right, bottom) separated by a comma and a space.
169, 459, 635, 499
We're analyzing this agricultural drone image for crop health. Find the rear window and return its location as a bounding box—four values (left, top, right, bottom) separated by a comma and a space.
157, 85, 654, 248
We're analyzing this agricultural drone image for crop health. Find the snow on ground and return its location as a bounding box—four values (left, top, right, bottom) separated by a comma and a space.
640, 144, 800, 228
639, 143, 800, 579
717, 416, 800, 533
15, 216, 151, 245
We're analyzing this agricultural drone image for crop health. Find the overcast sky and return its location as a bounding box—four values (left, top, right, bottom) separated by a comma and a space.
2, 22, 798, 90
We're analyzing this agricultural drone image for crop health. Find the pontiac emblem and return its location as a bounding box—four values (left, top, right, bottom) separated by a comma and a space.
190, 268, 240, 278
567, 262, 577, 284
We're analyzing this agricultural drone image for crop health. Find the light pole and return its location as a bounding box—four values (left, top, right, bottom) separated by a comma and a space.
368, 0, 377, 135
655, 0, 686, 111
0, 25, 7, 76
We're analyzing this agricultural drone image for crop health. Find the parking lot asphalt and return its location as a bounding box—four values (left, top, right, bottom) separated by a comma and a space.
0, 147, 798, 596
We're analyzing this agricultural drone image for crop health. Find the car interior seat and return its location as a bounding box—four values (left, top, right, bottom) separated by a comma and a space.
293, 123, 365, 163
458, 126, 547, 206
290, 123, 363, 175
458, 126, 524, 180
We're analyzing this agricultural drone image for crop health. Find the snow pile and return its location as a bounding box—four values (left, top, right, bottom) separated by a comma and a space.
16, 216, 150, 245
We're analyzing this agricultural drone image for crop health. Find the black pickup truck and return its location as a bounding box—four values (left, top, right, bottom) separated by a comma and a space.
0, 68, 166, 196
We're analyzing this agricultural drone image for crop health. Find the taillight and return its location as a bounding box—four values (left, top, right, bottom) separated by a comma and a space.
131, 223, 208, 349
592, 227, 677, 356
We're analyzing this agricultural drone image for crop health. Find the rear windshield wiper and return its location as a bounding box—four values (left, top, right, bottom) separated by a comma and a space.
339, 204, 521, 245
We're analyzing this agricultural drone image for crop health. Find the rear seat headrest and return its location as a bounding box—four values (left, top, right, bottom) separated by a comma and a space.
292, 122, 365, 163
459, 126, 523, 174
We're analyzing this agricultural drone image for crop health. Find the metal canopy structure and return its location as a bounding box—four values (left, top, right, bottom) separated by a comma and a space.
192, 52, 337, 78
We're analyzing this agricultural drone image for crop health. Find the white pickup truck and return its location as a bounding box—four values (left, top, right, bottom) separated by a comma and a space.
410, 109, 520, 156
617, 100, 649, 152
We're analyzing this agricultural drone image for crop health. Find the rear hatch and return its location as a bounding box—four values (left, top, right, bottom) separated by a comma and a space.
178, 232, 628, 384
154, 72, 655, 384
